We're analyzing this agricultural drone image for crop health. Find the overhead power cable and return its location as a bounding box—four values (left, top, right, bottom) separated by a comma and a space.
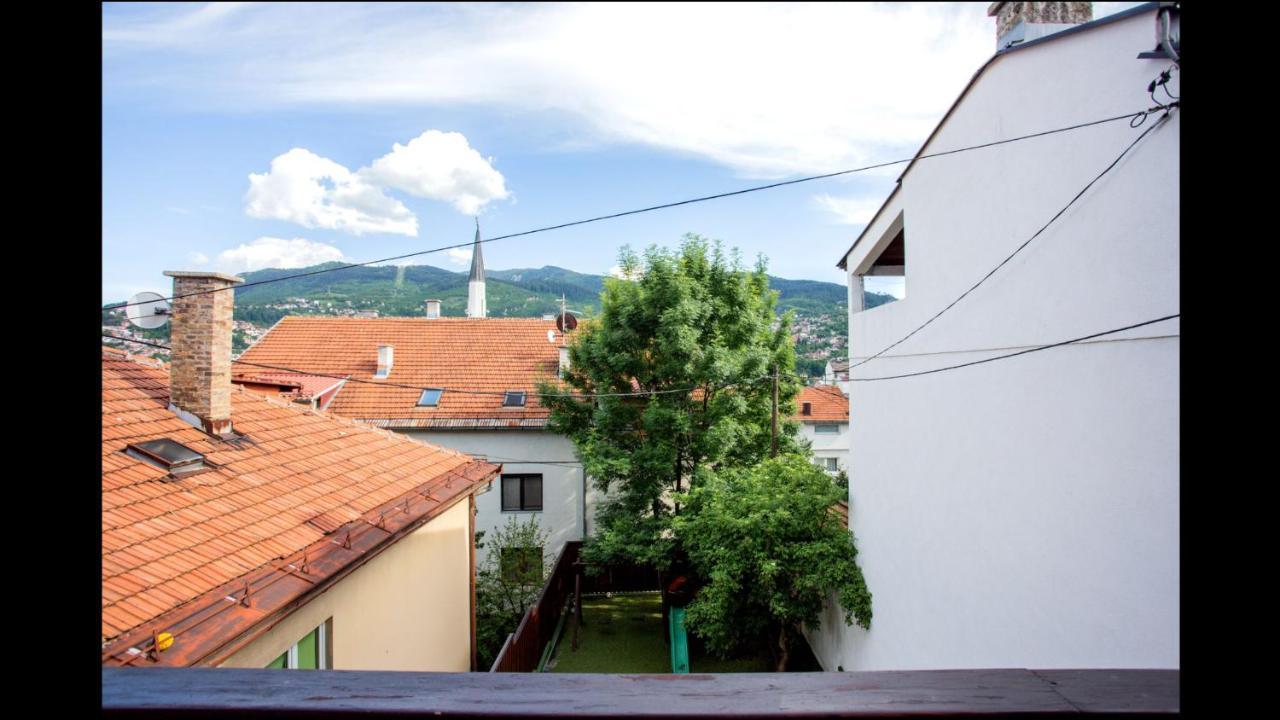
848, 314, 1179, 382
101, 333, 778, 399
848, 103, 1177, 372
105, 105, 1173, 313
103, 311, 1179, 390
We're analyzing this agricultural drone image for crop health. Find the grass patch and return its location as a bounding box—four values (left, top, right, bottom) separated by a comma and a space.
546, 592, 816, 673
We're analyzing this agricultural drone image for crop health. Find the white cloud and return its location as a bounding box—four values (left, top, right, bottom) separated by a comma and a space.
364, 130, 508, 215
105, 3, 998, 178
245, 148, 418, 236
444, 247, 472, 267
187, 251, 210, 266
215, 237, 346, 274
814, 194, 889, 226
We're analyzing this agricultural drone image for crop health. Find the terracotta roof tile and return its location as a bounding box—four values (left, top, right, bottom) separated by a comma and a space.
236, 316, 567, 426
794, 384, 850, 422
101, 350, 497, 653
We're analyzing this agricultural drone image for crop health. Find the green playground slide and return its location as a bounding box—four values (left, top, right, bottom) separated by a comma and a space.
668, 606, 690, 673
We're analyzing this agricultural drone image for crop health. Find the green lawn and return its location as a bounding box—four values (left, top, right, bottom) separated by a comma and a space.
545, 592, 805, 673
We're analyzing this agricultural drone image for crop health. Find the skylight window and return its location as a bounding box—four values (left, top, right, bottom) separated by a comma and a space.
503, 391, 527, 407
125, 438, 205, 475
417, 388, 443, 407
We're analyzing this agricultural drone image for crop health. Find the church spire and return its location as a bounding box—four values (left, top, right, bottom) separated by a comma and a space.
466, 217, 487, 318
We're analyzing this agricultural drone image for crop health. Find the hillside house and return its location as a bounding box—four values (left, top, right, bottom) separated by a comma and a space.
810, 2, 1179, 672
102, 271, 498, 671
794, 384, 850, 475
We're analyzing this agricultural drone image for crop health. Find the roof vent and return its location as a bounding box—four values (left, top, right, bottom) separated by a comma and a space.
125, 438, 206, 475
425, 299, 441, 319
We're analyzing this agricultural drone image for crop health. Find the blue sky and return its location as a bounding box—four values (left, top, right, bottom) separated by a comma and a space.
103, 2, 1141, 303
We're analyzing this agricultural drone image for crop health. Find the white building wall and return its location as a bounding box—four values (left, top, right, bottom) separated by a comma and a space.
798, 421, 850, 473
827, 11, 1178, 672
401, 430, 596, 566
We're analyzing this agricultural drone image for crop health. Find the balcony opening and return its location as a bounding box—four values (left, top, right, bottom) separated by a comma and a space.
854, 211, 906, 313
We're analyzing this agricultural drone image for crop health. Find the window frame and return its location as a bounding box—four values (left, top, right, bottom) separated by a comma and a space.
417, 388, 443, 407
814, 423, 841, 434
501, 473, 544, 512
502, 390, 527, 408
267, 619, 330, 670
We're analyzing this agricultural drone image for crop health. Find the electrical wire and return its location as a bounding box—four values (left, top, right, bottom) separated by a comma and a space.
104, 105, 1171, 313
847, 103, 1177, 372
102, 333, 779, 399
848, 314, 1179, 382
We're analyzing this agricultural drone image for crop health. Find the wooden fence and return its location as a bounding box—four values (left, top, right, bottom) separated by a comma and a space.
490, 541, 582, 672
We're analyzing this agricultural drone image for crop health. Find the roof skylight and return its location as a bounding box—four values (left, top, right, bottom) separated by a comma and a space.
417, 388, 443, 407
503, 391, 526, 407
125, 438, 206, 475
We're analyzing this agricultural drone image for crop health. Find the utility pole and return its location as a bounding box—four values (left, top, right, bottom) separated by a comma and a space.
771, 364, 779, 457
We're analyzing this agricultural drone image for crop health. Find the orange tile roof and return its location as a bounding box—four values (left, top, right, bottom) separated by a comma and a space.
236, 317, 567, 428
101, 350, 497, 665
794, 384, 849, 422
231, 370, 345, 398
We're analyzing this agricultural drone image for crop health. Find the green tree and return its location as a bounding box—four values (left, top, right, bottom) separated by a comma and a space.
474, 516, 552, 671
673, 455, 872, 671
539, 235, 803, 569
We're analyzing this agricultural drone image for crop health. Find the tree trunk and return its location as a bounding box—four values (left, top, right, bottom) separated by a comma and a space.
775, 624, 790, 672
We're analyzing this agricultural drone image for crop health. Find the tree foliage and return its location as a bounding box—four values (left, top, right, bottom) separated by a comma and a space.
673, 455, 872, 671
474, 516, 552, 671
539, 235, 803, 569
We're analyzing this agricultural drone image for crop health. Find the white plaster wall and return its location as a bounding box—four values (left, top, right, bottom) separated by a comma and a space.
401, 430, 593, 566
221, 500, 472, 671
799, 422, 850, 473
830, 11, 1178, 671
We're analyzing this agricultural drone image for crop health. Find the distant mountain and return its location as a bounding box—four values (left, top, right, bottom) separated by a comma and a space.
222, 262, 854, 320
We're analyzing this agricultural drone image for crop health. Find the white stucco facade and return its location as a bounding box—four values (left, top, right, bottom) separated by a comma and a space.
402, 429, 598, 566
813, 9, 1178, 672
798, 421, 850, 474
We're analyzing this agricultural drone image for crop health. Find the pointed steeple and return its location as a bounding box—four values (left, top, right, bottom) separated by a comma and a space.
467, 218, 487, 318
468, 217, 485, 283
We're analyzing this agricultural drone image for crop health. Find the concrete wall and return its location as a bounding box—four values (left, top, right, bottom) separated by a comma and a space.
221, 500, 473, 671
825, 11, 1178, 672
401, 430, 595, 566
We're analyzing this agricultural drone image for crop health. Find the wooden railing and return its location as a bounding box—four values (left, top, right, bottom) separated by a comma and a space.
102, 667, 1180, 716
490, 540, 582, 672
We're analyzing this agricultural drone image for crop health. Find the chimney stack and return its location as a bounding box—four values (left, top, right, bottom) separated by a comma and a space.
424, 299, 441, 319
163, 270, 244, 437
987, 2, 1092, 50
376, 345, 394, 378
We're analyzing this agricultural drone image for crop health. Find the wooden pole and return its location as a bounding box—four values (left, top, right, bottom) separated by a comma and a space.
572, 570, 582, 650
770, 365, 778, 457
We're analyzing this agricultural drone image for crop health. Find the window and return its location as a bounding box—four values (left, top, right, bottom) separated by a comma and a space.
266, 620, 330, 669
801, 402, 812, 416
125, 438, 205, 475
814, 423, 840, 434
503, 390, 526, 407
500, 546, 544, 584
417, 388, 443, 407
501, 474, 543, 511
824, 457, 839, 472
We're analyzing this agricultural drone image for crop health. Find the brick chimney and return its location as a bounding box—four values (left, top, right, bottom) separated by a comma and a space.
163, 270, 244, 436
988, 2, 1092, 50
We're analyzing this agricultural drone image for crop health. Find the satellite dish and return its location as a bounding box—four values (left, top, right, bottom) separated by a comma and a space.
126, 291, 171, 330
556, 312, 578, 333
